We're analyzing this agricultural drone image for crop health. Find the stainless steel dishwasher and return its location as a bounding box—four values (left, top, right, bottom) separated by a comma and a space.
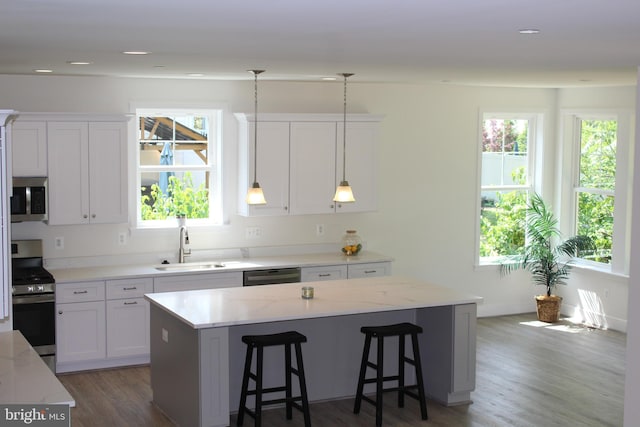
243, 267, 301, 286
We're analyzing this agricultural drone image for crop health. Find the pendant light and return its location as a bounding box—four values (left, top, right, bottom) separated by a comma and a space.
333, 73, 356, 203
246, 69, 267, 205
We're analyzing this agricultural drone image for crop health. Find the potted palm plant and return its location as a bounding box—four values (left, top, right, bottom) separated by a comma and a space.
500, 193, 594, 322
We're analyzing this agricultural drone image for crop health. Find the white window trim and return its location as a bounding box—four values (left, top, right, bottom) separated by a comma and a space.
475, 110, 545, 266
559, 109, 634, 276
127, 102, 236, 232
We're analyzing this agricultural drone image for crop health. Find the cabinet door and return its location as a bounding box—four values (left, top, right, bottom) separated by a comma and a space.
244, 121, 290, 216
301, 265, 347, 282
336, 121, 379, 213
47, 122, 90, 225
11, 121, 47, 176
289, 122, 337, 215
154, 271, 243, 293
106, 298, 150, 358
88, 122, 127, 224
347, 262, 392, 279
56, 300, 106, 363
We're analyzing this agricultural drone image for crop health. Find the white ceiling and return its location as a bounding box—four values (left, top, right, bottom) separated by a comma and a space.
1, 0, 639, 87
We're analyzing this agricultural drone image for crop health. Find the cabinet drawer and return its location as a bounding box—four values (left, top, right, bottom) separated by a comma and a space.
106, 278, 153, 300
56, 281, 105, 303
347, 262, 392, 279
301, 265, 347, 282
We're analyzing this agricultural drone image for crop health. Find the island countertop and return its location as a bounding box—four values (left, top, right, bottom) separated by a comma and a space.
144, 275, 483, 329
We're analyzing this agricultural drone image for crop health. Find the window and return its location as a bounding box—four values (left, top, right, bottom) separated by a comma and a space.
478, 114, 539, 262
560, 111, 632, 274
136, 109, 222, 227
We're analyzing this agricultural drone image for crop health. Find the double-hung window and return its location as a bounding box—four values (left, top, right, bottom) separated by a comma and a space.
136, 108, 222, 227
478, 113, 540, 263
564, 111, 632, 273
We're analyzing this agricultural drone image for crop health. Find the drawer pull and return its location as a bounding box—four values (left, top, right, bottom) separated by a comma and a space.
123, 287, 138, 291
73, 290, 88, 294
364, 270, 377, 274
318, 273, 331, 277
124, 301, 138, 305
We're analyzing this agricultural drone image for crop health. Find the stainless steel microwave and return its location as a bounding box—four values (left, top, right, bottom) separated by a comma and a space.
11, 177, 48, 222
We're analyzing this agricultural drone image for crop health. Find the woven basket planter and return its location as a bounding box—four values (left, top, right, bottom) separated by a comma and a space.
535, 295, 563, 323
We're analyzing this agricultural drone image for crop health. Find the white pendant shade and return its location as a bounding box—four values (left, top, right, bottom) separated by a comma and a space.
333, 180, 355, 202
246, 182, 267, 205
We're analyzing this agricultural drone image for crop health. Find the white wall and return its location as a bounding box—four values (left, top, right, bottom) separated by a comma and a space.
0, 75, 634, 328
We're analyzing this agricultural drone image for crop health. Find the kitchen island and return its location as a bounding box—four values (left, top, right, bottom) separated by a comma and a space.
145, 276, 482, 427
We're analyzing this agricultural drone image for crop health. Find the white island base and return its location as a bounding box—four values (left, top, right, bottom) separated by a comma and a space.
146, 276, 481, 427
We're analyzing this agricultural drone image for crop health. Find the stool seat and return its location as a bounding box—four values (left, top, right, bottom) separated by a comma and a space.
360, 322, 423, 337
242, 331, 307, 347
354, 322, 428, 426
237, 330, 311, 427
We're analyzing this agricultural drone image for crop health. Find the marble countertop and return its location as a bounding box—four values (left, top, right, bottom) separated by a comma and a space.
0, 331, 75, 406
145, 275, 483, 329
49, 251, 392, 283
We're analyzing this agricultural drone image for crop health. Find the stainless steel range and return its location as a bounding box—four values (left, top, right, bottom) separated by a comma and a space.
11, 239, 56, 372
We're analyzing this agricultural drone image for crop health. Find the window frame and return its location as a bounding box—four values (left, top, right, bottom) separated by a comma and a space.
129, 105, 228, 230
561, 110, 633, 275
476, 110, 543, 266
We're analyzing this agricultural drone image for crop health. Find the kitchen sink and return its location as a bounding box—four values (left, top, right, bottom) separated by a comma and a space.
154, 260, 260, 272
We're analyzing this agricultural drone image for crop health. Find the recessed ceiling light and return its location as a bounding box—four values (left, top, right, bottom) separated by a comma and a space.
187, 73, 205, 77
519, 29, 540, 34
322, 77, 337, 81
67, 61, 92, 65
34, 69, 53, 73
122, 51, 151, 55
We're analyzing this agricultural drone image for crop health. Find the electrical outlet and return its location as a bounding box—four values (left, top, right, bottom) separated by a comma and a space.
246, 226, 262, 239
316, 224, 325, 236
162, 328, 169, 343
604, 288, 610, 298
118, 232, 127, 245
54, 237, 64, 250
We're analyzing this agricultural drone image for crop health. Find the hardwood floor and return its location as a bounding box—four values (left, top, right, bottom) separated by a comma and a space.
58, 313, 626, 426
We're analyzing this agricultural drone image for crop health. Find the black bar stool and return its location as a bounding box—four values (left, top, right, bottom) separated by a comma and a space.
353, 322, 428, 426
237, 331, 311, 427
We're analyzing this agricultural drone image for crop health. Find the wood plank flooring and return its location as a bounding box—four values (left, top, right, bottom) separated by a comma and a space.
57, 313, 626, 427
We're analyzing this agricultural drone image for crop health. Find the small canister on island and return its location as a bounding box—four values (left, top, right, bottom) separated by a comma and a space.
341, 230, 362, 256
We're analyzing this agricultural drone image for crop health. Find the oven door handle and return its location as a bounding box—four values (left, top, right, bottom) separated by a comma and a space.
12, 294, 55, 305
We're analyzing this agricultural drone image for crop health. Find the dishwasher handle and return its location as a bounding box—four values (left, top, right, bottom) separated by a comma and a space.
243, 268, 301, 286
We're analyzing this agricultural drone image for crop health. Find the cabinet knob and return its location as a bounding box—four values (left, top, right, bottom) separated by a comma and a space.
330, 204, 334, 209
92, 214, 96, 218
83, 214, 88, 219
284, 206, 288, 211
58, 310, 63, 315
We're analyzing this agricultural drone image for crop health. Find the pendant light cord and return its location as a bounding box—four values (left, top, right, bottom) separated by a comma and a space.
341, 73, 353, 182
250, 70, 264, 184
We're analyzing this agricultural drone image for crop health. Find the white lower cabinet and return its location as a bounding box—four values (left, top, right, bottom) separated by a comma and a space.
56, 281, 106, 366
153, 271, 243, 293
106, 278, 153, 358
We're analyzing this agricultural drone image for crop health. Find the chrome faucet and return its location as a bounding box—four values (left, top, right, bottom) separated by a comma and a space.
178, 225, 191, 263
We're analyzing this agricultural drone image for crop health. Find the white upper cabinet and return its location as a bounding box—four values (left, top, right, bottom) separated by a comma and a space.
237, 113, 382, 216
237, 117, 290, 216
289, 122, 337, 215
48, 120, 128, 225
11, 121, 48, 176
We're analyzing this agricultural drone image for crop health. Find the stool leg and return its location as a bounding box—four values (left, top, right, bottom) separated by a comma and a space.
237, 344, 254, 426
411, 333, 428, 420
255, 345, 264, 427
375, 335, 384, 427
398, 334, 405, 408
353, 334, 372, 414
294, 341, 312, 427
285, 343, 293, 420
